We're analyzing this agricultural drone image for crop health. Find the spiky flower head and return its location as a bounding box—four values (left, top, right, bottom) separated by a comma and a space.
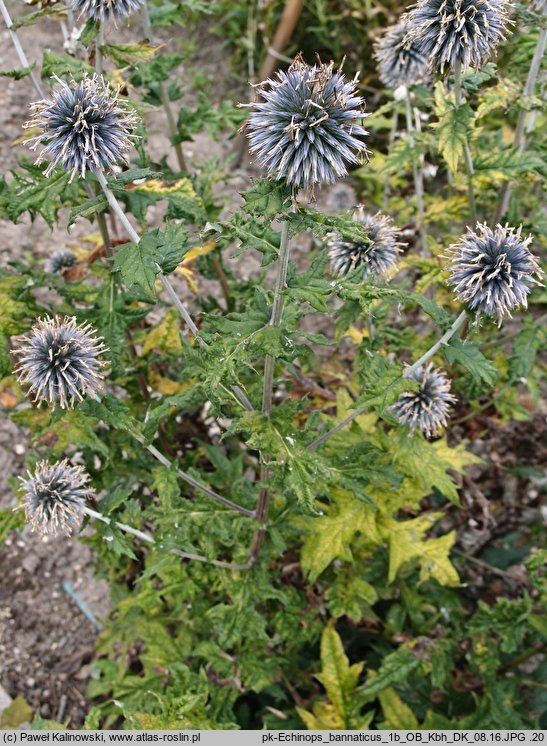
446, 224, 542, 326
390, 363, 455, 438
71, 0, 144, 22
18, 459, 92, 536
45, 250, 77, 275
14, 316, 107, 409
245, 54, 369, 190
406, 0, 513, 73
374, 19, 430, 90
24, 74, 138, 181
328, 207, 404, 280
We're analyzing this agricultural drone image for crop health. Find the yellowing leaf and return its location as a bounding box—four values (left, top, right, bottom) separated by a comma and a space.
179, 240, 216, 265
148, 370, 188, 396
419, 531, 460, 586
378, 688, 420, 730
300, 491, 381, 581
141, 309, 183, 355
175, 266, 198, 294
297, 702, 342, 730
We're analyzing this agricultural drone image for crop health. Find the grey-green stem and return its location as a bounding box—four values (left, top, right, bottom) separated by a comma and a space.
83, 507, 250, 568
493, 24, 547, 223
0, 0, 45, 98
453, 60, 477, 225
142, 3, 188, 172
404, 90, 428, 255
306, 310, 468, 451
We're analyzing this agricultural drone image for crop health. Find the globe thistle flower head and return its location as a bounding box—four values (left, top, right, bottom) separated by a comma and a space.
446, 224, 542, 326
245, 54, 369, 191
45, 250, 77, 275
15, 316, 107, 409
24, 74, 138, 181
18, 459, 92, 536
374, 19, 430, 90
71, 0, 144, 22
406, 0, 513, 73
328, 207, 404, 280
390, 363, 456, 438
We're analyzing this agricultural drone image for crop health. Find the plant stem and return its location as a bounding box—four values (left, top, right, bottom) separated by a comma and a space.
96, 19, 104, 75
142, 2, 188, 172
247, 215, 292, 565
493, 25, 547, 223
0, 0, 45, 98
307, 310, 468, 451
453, 60, 477, 225
83, 507, 250, 568
404, 90, 428, 254
95, 171, 253, 411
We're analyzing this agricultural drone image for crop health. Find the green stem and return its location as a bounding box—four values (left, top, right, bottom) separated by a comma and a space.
307, 310, 468, 451
0, 0, 45, 98
142, 2, 188, 172
453, 60, 477, 225
404, 90, 427, 254
247, 214, 292, 565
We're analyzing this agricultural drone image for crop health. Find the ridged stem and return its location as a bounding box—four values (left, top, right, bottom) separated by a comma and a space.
493, 25, 547, 223
453, 60, 477, 226
306, 310, 468, 451
0, 0, 45, 98
404, 90, 428, 254
142, 2, 188, 172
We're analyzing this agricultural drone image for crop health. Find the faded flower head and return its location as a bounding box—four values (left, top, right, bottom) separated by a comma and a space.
374, 19, 430, 90
15, 316, 107, 409
406, 0, 513, 72
71, 0, 144, 22
245, 54, 369, 190
18, 459, 92, 536
45, 250, 77, 275
24, 74, 138, 180
328, 207, 404, 280
446, 224, 542, 326
390, 363, 455, 438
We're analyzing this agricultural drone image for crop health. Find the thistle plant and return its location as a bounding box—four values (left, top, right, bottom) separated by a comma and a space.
374, 19, 430, 91
24, 74, 138, 181
245, 54, 369, 191
446, 224, 542, 325
405, 0, 513, 73
18, 459, 92, 535
14, 316, 107, 408
328, 208, 403, 280
390, 363, 456, 437
45, 249, 77, 274
71, 0, 144, 22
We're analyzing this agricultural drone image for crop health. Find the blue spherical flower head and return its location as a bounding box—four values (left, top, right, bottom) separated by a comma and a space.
390, 363, 456, 438
71, 0, 144, 22
374, 19, 430, 90
45, 250, 77, 275
18, 459, 92, 536
446, 224, 542, 326
24, 74, 138, 181
328, 207, 404, 280
15, 316, 107, 409
246, 54, 369, 191
406, 0, 513, 73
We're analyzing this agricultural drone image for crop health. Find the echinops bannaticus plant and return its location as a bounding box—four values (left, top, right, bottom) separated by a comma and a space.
446, 224, 542, 326
24, 74, 138, 180
14, 316, 107, 409
390, 363, 456, 437
245, 54, 369, 190
71, 0, 144, 21
374, 19, 430, 90
44, 249, 77, 274
328, 208, 404, 280
406, 0, 513, 72
18, 459, 92, 536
